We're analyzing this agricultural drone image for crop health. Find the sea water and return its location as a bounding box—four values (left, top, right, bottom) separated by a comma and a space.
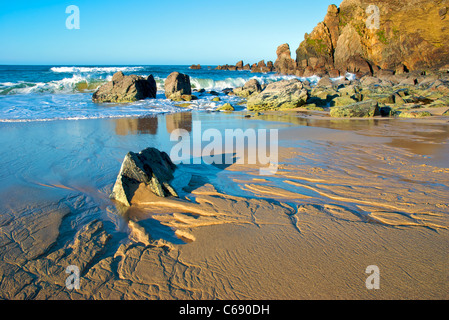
0, 65, 312, 122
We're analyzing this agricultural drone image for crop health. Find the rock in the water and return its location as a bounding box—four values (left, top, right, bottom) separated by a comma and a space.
233, 79, 262, 98
247, 79, 308, 111
92, 72, 157, 103
165, 72, 192, 100
110, 148, 178, 206
330, 100, 380, 118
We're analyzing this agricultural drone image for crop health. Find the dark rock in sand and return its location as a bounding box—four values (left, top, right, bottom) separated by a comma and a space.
110, 147, 178, 206
92, 71, 157, 103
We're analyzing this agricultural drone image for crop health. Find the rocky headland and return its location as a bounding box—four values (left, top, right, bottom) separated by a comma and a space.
211, 0, 449, 118
274, 0, 449, 77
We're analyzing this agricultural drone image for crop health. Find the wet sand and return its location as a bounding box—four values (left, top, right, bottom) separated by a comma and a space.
0, 111, 448, 299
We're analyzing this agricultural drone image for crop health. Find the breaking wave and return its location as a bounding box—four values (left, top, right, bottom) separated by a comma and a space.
0, 75, 110, 95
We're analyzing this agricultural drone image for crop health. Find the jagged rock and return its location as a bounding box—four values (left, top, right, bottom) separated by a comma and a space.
189, 64, 201, 70
251, 60, 273, 73
92, 72, 157, 103
274, 43, 297, 75
330, 100, 380, 118
110, 147, 178, 206
247, 79, 308, 111
165, 72, 192, 100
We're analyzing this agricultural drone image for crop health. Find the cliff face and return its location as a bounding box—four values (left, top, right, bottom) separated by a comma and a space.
277, 0, 449, 76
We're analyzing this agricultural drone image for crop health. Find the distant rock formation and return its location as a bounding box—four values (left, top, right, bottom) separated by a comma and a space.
110, 147, 178, 206
215, 60, 274, 73
164, 72, 192, 100
189, 64, 201, 70
275, 0, 449, 76
92, 71, 156, 103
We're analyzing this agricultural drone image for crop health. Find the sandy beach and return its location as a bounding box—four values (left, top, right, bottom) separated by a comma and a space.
1, 111, 448, 300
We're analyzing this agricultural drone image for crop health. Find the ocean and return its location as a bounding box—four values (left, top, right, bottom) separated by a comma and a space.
0, 65, 310, 122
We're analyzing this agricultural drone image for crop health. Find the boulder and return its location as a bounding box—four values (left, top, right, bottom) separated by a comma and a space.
233, 79, 262, 97
217, 103, 235, 111
360, 76, 382, 86
316, 76, 334, 88
331, 96, 357, 107
189, 64, 201, 70
398, 110, 432, 118
330, 100, 380, 118
92, 72, 157, 103
110, 147, 178, 206
247, 79, 308, 111
165, 72, 192, 100
399, 77, 418, 86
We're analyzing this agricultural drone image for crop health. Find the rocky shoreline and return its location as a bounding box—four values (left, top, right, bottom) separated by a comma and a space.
231, 71, 449, 118
92, 68, 449, 119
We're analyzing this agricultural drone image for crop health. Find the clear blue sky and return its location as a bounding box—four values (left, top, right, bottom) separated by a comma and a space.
0, 0, 340, 65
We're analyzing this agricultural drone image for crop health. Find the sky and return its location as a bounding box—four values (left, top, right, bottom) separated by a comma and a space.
0, 0, 340, 65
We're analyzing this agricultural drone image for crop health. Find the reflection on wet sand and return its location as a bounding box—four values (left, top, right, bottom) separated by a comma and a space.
253, 111, 449, 159
114, 116, 159, 135
113, 112, 193, 136
166, 112, 192, 133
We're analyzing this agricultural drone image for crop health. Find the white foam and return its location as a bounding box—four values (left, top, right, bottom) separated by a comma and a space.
345, 72, 356, 81
50, 66, 144, 73
2, 75, 109, 95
